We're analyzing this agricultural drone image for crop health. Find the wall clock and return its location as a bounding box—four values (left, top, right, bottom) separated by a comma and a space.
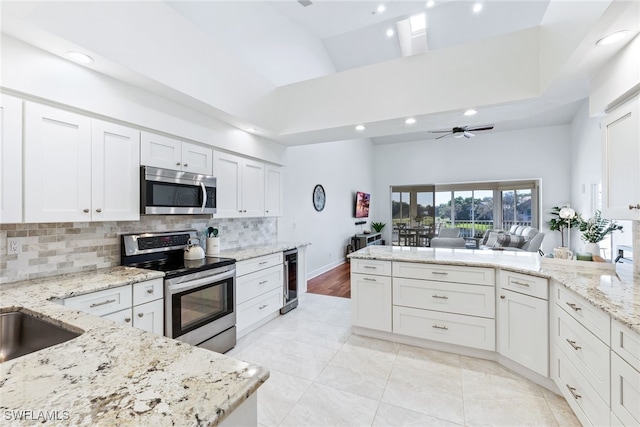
313, 184, 326, 212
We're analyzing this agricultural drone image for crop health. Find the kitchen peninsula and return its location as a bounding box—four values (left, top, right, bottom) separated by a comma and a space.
0, 267, 268, 426
348, 246, 640, 427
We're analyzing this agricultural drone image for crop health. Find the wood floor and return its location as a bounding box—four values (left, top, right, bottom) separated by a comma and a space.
306, 262, 351, 299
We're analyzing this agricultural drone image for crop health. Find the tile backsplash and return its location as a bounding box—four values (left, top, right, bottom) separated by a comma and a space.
0, 216, 277, 284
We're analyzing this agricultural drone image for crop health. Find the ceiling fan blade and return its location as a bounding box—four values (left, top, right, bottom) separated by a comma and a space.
428, 129, 453, 133
466, 124, 494, 131
454, 133, 465, 139
435, 133, 453, 139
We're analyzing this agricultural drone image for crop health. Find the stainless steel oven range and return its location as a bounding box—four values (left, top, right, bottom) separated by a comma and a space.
121, 230, 237, 353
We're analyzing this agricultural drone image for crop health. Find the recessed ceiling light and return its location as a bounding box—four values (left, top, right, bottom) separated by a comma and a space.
472, 2, 483, 13
386, 28, 395, 37
66, 51, 93, 64
596, 30, 630, 46
355, 125, 366, 131
377, 4, 386, 13
405, 118, 416, 125
426, 0, 435, 8
463, 109, 477, 116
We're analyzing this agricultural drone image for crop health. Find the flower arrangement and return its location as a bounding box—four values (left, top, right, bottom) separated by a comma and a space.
578, 210, 623, 243
548, 205, 579, 247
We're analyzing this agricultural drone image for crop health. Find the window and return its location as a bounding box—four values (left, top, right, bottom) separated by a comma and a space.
392, 180, 539, 243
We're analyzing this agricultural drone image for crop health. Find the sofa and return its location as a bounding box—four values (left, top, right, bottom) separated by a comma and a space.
430, 227, 467, 248
479, 225, 545, 252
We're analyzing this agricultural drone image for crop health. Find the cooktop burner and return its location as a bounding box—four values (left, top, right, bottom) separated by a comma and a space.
120, 230, 235, 279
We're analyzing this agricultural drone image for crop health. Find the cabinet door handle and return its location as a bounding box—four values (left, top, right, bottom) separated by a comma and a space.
95, 208, 102, 213
511, 280, 530, 287
432, 324, 448, 330
500, 295, 506, 299
90, 299, 116, 308
183, 163, 188, 167
258, 280, 268, 284
124, 318, 131, 323
146, 288, 154, 294
176, 162, 181, 166
363, 277, 376, 282
566, 339, 581, 350
431, 271, 448, 275
138, 313, 144, 318
259, 261, 268, 265
432, 295, 448, 299
629, 204, 640, 210
83, 208, 90, 213
566, 384, 581, 400
258, 304, 268, 310
363, 266, 377, 269
566, 302, 582, 312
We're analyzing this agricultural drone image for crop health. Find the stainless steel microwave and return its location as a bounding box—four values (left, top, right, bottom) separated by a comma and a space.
140, 166, 216, 215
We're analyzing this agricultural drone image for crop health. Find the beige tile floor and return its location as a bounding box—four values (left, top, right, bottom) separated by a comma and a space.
227, 293, 581, 427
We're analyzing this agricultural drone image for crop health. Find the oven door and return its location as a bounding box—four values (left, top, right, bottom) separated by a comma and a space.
165, 267, 235, 346
142, 166, 216, 214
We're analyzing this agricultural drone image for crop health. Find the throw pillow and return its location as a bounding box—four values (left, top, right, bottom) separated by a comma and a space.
493, 233, 527, 248
484, 231, 504, 247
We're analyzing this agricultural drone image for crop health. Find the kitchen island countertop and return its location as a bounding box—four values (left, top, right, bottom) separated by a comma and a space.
349, 246, 640, 334
0, 267, 269, 426
220, 241, 310, 262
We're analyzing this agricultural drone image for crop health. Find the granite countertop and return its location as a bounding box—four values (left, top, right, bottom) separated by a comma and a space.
220, 241, 310, 262
348, 246, 640, 335
0, 267, 269, 426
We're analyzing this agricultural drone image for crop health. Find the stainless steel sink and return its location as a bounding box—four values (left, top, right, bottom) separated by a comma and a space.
0, 311, 82, 363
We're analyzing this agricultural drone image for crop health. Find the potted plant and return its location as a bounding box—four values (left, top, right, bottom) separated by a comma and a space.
548, 205, 579, 248
578, 210, 623, 255
371, 222, 386, 233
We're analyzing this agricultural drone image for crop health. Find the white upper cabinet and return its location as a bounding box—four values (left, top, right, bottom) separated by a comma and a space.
140, 131, 213, 175
213, 151, 265, 218
602, 94, 640, 220
91, 120, 140, 221
0, 94, 23, 224
264, 164, 283, 217
24, 103, 140, 223
25, 103, 92, 222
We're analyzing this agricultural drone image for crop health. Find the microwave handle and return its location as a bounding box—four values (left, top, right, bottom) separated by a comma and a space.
200, 182, 207, 212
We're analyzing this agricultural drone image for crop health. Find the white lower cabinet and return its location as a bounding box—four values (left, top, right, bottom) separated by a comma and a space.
496, 272, 548, 377
236, 253, 284, 337
351, 272, 392, 332
393, 306, 495, 351
611, 351, 640, 426
63, 278, 164, 335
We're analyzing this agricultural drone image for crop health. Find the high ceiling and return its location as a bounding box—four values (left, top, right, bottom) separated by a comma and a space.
1, 0, 639, 146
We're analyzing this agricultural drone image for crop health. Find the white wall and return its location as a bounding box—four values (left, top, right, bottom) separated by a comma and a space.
372, 125, 573, 254
0, 35, 286, 165
278, 138, 375, 278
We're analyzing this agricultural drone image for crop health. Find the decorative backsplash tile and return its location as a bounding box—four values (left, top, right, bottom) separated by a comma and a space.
0, 216, 277, 284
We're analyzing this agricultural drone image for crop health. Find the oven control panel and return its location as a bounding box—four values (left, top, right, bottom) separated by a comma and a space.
138, 234, 190, 250
121, 231, 197, 256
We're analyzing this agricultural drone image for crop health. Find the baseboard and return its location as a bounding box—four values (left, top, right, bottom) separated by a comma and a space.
307, 258, 346, 280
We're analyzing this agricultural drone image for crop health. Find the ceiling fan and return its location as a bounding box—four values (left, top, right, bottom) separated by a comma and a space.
428, 124, 494, 139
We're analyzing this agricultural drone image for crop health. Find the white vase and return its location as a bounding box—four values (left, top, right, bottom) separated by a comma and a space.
584, 242, 600, 256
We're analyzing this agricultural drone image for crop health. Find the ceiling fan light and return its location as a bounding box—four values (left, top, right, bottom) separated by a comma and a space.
454, 133, 465, 139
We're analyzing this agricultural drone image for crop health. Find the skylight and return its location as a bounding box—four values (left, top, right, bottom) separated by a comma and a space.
409, 13, 426, 35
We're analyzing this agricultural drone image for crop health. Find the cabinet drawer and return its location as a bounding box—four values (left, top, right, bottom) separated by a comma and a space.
556, 345, 610, 427
393, 277, 495, 318
236, 252, 283, 277
393, 306, 495, 351
132, 278, 163, 306
102, 308, 133, 325
237, 264, 283, 305
554, 284, 610, 344
237, 287, 283, 333
612, 320, 640, 371
393, 262, 494, 286
499, 270, 547, 300
555, 307, 610, 403
611, 351, 640, 427
64, 285, 132, 316
351, 259, 391, 276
